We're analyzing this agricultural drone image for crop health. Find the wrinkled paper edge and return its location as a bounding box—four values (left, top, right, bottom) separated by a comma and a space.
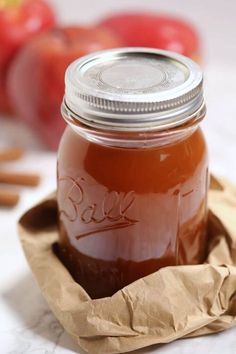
18, 177, 236, 354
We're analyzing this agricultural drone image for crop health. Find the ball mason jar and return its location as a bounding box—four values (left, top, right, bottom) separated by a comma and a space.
57, 48, 208, 299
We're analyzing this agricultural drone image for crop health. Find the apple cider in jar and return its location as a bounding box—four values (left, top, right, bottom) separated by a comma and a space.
57, 48, 208, 299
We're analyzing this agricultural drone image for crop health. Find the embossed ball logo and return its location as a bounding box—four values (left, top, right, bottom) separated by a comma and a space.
58, 176, 138, 239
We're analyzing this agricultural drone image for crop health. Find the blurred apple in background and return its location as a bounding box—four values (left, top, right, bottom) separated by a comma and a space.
0, 0, 55, 113
5, 7, 201, 150
99, 12, 200, 61
7, 26, 122, 149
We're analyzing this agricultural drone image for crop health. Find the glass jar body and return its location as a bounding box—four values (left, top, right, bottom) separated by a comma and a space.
57, 123, 208, 299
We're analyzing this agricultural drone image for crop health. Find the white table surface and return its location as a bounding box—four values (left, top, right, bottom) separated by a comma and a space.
1, 65, 236, 354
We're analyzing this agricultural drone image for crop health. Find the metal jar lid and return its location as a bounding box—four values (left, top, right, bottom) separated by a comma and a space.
63, 47, 204, 131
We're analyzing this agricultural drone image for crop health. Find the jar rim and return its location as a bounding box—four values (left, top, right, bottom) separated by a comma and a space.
61, 100, 206, 150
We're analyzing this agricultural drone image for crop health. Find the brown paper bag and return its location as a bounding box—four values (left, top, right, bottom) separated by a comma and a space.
18, 177, 236, 354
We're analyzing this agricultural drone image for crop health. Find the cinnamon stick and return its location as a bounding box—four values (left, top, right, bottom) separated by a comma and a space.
0, 190, 20, 207
0, 148, 24, 162
0, 171, 40, 186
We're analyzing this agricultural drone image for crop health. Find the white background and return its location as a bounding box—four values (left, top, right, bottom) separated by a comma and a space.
0, 1, 236, 353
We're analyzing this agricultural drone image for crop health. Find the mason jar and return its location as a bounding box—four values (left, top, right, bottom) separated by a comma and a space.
56, 48, 208, 299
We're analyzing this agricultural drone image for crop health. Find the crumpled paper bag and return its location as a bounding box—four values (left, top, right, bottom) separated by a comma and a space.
18, 176, 236, 354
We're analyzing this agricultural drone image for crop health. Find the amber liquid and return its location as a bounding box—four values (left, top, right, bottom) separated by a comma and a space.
57, 126, 208, 298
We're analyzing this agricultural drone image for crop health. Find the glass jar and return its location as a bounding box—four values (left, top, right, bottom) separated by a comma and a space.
56, 48, 208, 299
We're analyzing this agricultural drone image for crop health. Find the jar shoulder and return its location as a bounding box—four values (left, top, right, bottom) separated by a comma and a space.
58, 126, 208, 193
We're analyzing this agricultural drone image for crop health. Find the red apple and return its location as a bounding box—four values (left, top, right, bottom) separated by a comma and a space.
0, 0, 55, 112
99, 12, 200, 60
7, 26, 122, 149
